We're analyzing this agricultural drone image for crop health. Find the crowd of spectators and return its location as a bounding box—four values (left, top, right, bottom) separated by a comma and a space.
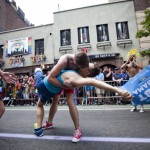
72, 66, 130, 105
1, 74, 37, 106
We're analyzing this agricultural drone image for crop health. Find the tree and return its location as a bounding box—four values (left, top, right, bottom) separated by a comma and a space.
136, 9, 150, 57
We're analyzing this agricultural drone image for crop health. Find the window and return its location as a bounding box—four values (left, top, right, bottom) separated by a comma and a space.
97, 24, 109, 42
116, 22, 129, 40
35, 39, 44, 55
78, 27, 90, 44
60, 29, 71, 46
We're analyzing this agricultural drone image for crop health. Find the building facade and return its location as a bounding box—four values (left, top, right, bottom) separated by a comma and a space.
134, 0, 150, 66
0, 0, 31, 32
0, 0, 148, 76
109, 0, 150, 66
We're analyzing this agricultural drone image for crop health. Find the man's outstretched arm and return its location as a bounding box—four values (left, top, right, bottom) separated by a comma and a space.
68, 75, 132, 101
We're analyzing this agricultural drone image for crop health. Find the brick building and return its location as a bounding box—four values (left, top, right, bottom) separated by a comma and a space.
0, 0, 31, 32
0, 0, 31, 69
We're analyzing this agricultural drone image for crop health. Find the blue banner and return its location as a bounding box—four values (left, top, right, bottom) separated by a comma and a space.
121, 65, 150, 105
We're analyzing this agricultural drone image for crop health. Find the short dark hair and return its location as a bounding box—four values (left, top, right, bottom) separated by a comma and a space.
75, 52, 89, 69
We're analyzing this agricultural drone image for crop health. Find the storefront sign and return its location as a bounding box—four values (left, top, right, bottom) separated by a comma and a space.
89, 53, 119, 59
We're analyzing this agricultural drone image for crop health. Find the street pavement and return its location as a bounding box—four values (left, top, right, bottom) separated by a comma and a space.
0, 104, 150, 150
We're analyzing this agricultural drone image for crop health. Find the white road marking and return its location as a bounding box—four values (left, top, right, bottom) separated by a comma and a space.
0, 133, 150, 143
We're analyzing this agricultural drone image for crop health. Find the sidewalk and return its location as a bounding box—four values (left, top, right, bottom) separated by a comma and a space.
5, 104, 150, 111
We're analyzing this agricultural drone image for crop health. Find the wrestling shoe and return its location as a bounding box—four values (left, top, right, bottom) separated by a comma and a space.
72, 128, 82, 143
33, 126, 43, 137
42, 122, 53, 130
130, 107, 137, 112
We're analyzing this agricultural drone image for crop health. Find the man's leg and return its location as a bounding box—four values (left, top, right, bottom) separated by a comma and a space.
65, 92, 82, 143
139, 105, 144, 113
42, 94, 60, 129
0, 100, 5, 118
130, 101, 137, 112
36, 98, 44, 127
34, 98, 44, 136
66, 93, 80, 130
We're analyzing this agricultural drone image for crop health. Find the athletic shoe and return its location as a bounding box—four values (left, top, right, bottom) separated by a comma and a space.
139, 109, 144, 113
42, 122, 53, 130
130, 107, 137, 112
33, 126, 43, 137
72, 128, 82, 143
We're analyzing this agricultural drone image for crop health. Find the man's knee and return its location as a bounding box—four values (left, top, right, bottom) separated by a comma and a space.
37, 100, 44, 107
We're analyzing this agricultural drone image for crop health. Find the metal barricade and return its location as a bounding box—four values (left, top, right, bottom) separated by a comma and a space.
57, 80, 129, 105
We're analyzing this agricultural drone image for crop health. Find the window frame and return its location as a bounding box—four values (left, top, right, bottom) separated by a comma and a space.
60, 29, 71, 46
35, 39, 44, 55
78, 26, 90, 44
116, 22, 129, 40
96, 24, 109, 42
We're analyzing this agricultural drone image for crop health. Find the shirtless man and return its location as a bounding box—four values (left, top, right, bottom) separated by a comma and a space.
121, 54, 143, 112
121, 54, 142, 77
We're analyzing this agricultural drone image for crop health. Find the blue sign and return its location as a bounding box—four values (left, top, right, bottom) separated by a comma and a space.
121, 65, 150, 105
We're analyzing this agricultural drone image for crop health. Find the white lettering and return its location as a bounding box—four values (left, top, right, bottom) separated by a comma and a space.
147, 80, 150, 86
139, 94, 147, 101
137, 86, 144, 93
142, 83, 148, 88
145, 89, 150, 97
132, 90, 138, 95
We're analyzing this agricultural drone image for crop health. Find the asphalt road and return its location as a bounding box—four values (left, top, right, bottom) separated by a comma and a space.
0, 105, 150, 150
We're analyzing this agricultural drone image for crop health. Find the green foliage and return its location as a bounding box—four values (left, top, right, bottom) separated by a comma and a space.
136, 9, 150, 58
136, 9, 150, 38
140, 49, 150, 57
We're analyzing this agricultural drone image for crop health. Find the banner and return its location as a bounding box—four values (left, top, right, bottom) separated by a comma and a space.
121, 65, 150, 105
6, 37, 32, 57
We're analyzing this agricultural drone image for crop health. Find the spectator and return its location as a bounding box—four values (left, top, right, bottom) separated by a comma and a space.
121, 54, 144, 112
103, 66, 113, 82
112, 68, 123, 86
103, 66, 113, 104
28, 75, 35, 99
95, 69, 104, 105
112, 68, 123, 105
121, 68, 130, 85
22, 75, 29, 99
86, 85, 95, 105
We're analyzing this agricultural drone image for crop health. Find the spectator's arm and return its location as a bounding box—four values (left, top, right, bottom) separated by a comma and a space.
0, 70, 17, 84
133, 61, 143, 70
121, 61, 129, 69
